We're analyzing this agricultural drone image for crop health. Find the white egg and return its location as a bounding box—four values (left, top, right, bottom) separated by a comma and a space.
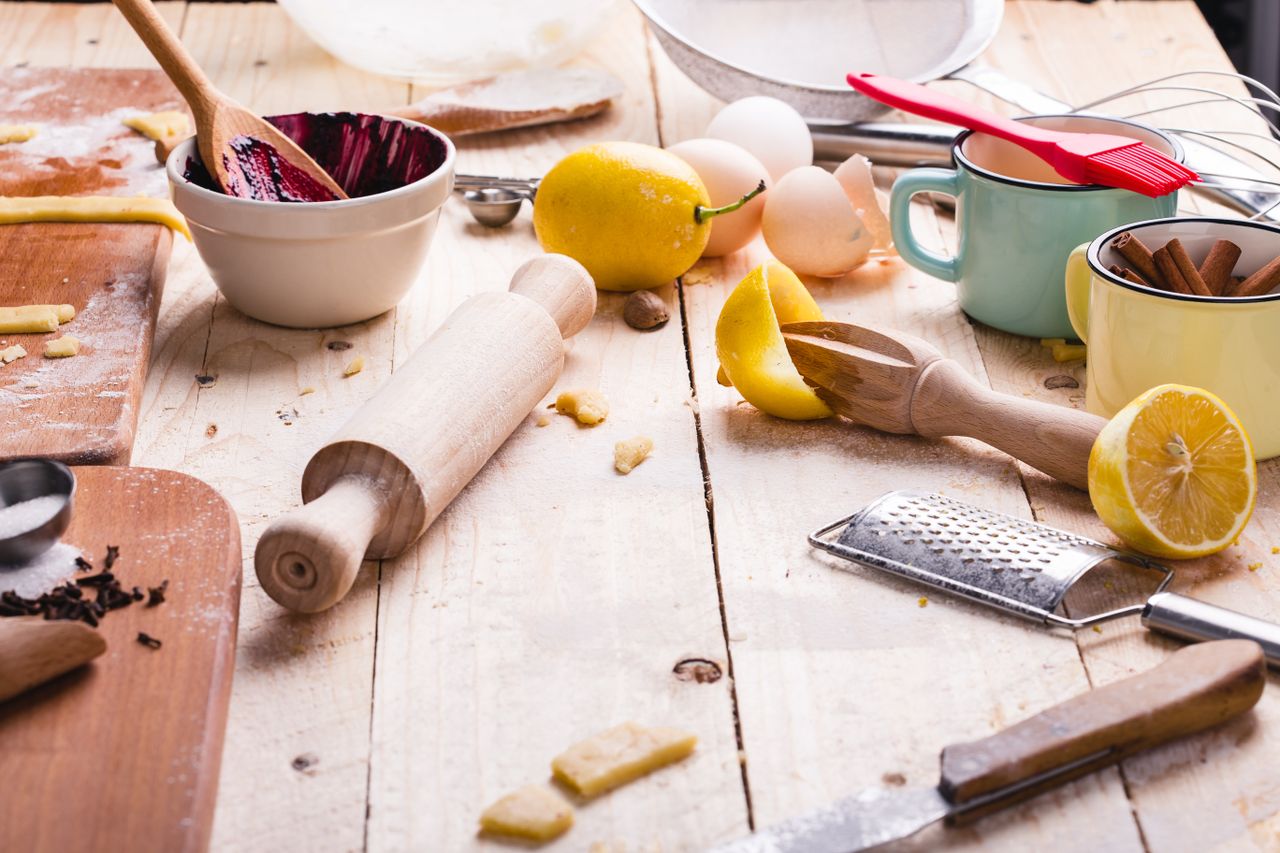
833, 154, 892, 251
668, 138, 771, 258
705, 96, 813, 183
762, 166, 873, 278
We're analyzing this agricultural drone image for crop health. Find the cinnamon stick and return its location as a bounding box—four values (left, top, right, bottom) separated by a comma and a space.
1153, 246, 1192, 294
1112, 231, 1162, 287
1108, 264, 1148, 286
1230, 255, 1280, 297
1198, 239, 1242, 295
1165, 238, 1213, 296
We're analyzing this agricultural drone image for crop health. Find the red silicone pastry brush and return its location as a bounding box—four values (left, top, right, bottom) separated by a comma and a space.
847, 72, 1198, 197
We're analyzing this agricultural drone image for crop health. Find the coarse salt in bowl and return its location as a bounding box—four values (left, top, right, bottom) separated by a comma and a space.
167, 112, 455, 329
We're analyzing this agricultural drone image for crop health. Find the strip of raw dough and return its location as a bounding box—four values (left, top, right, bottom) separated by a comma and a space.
0, 310, 58, 334
0, 124, 37, 144
0, 196, 191, 239
551, 721, 697, 798
478, 784, 573, 842
44, 335, 81, 358
123, 111, 190, 141
0, 304, 75, 324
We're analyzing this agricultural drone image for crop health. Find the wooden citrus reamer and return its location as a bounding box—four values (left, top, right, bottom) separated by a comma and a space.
782, 320, 1106, 489
256, 255, 596, 613
112, 0, 347, 200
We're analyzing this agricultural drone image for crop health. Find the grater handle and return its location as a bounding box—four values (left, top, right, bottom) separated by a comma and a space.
937, 640, 1264, 821
910, 359, 1106, 490
1143, 592, 1280, 668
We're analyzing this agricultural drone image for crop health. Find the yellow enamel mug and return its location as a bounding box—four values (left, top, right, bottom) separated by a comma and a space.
1066, 217, 1280, 459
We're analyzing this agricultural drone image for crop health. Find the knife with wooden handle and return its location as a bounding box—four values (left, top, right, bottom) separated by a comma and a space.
782, 320, 1106, 490
712, 640, 1265, 852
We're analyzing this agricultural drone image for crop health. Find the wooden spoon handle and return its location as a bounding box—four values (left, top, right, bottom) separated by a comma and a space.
111, 0, 217, 111
910, 359, 1105, 490
939, 640, 1264, 820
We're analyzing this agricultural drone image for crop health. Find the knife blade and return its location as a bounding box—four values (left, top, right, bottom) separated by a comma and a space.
711, 640, 1265, 853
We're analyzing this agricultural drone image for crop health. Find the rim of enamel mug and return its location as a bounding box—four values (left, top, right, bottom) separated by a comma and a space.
951, 114, 1185, 193
1087, 216, 1280, 304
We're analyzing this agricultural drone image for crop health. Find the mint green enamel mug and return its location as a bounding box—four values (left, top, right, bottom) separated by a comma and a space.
889, 115, 1181, 338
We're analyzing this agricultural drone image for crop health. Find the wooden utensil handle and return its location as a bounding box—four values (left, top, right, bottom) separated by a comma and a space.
111, 0, 217, 110
910, 359, 1105, 490
940, 640, 1264, 821
0, 619, 107, 703
255, 255, 596, 613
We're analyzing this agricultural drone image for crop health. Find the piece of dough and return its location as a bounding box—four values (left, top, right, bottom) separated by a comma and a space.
478, 784, 574, 843
0, 344, 27, 364
0, 124, 37, 144
343, 355, 365, 377
0, 310, 58, 334
614, 436, 654, 474
44, 335, 81, 358
0, 304, 75, 324
123, 110, 189, 141
554, 389, 609, 425
551, 721, 697, 798
0, 196, 191, 239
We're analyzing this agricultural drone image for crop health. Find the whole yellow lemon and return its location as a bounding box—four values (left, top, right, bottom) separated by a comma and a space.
533, 141, 715, 292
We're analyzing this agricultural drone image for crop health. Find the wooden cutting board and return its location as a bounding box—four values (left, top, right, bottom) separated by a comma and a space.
0, 68, 186, 465
0, 466, 241, 853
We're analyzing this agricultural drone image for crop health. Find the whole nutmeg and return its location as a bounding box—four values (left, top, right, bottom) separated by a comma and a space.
623, 290, 670, 330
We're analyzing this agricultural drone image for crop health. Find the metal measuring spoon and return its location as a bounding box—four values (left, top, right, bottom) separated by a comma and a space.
0, 459, 75, 565
455, 174, 540, 228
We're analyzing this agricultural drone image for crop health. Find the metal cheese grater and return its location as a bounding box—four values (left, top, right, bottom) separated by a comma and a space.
812, 490, 1280, 667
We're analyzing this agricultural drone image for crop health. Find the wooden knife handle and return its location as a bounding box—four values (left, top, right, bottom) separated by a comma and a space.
939, 640, 1265, 822
910, 359, 1106, 490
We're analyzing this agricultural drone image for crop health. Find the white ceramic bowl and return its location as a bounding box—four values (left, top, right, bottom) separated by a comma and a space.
167, 114, 455, 329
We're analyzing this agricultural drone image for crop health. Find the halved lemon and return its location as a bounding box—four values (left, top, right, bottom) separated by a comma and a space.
714, 259, 833, 420
1088, 384, 1256, 559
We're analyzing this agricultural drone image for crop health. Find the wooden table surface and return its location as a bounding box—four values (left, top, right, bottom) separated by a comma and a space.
5, 2, 1280, 851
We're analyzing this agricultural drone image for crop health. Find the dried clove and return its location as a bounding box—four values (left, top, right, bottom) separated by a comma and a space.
136, 632, 162, 650
147, 580, 169, 607
104, 545, 119, 570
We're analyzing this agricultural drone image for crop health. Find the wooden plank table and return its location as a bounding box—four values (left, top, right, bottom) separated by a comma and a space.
4, 2, 1280, 850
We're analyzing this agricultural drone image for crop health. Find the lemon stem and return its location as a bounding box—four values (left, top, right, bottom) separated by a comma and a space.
694, 180, 767, 224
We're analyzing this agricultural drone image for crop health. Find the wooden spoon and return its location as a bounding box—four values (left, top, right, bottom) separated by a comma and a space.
782, 320, 1106, 490
112, 0, 347, 201
154, 67, 625, 164
0, 619, 106, 703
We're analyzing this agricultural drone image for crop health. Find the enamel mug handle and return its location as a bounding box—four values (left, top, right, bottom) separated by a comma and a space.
1065, 243, 1092, 343
890, 168, 960, 283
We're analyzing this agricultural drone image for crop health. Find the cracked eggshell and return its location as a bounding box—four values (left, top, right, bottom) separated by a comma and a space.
705, 96, 812, 183
762, 166, 873, 278
833, 154, 892, 250
667, 138, 771, 258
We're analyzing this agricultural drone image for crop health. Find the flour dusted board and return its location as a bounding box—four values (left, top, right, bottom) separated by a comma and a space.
0, 466, 241, 853
0, 68, 184, 464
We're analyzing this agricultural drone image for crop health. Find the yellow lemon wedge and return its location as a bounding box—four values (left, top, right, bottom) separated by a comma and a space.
1088, 384, 1256, 559
714, 259, 833, 420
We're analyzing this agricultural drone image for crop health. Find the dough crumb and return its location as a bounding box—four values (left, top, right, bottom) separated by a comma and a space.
917, 596, 928, 608
535, 414, 551, 427
479, 784, 573, 843
614, 436, 654, 474
551, 721, 697, 798
555, 389, 609, 425
0, 124, 37, 144
343, 355, 365, 377
44, 335, 81, 358
299, 386, 316, 396
123, 110, 190, 141
0, 344, 27, 364
1051, 343, 1086, 363
682, 262, 715, 286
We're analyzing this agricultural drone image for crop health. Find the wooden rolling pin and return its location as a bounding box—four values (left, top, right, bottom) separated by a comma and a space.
0, 619, 106, 703
782, 320, 1106, 490
255, 255, 596, 613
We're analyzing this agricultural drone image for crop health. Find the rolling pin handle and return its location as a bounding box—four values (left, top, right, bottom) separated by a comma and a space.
254, 475, 392, 613
507, 254, 597, 339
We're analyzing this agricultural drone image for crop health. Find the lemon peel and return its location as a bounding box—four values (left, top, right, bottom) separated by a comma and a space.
715, 260, 833, 420
1088, 384, 1256, 559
